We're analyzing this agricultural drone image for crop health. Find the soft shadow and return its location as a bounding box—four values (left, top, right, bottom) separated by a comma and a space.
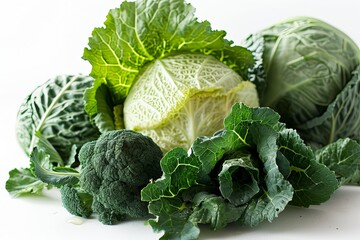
199, 206, 326, 239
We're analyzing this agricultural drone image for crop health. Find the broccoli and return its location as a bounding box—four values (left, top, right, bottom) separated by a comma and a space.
77, 129, 163, 224
60, 184, 93, 218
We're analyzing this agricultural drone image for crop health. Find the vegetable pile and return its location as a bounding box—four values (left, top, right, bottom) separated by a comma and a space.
5, 0, 360, 239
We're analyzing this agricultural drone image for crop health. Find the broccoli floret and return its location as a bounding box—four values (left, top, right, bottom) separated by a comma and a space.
60, 184, 93, 218
78, 129, 163, 224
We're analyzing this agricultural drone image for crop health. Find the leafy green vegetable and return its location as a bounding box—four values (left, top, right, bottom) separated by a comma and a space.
316, 138, 360, 185
142, 103, 338, 239
7, 1, 359, 239
16, 74, 100, 162
82, 0, 257, 152
30, 147, 80, 186
60, 185, 93, 218
78, 130, 163, 224
277, 129, 340, 206
5, 167, 49, 197
243, 16, 360, 147
7, 75, 100, 196
124, 53, 259, 152
299, 66, 360, 146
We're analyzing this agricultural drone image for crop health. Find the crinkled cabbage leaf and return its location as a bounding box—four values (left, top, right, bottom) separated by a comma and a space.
16, 75, 100, 162
243, 16, 360, 147
7, 75, 100, 196
124, 53, 259, 152
316, 138, 360, 185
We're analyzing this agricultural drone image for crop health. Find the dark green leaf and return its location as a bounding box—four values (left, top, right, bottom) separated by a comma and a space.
299, 67, 360, 146
239, 124, 293, 226
190, 192, 246, 230
142, 103, 339, 238
316, 138, 360, 185
278, 129, 339, 206
218, 155, 260, 206
148, 197, 199, 240
141, 147, 201, 201
16, 75, 100, 163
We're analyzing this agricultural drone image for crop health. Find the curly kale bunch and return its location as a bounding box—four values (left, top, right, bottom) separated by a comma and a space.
61, 130, 163, 224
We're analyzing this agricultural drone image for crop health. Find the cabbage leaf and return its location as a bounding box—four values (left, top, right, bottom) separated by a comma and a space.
243, 17, 360, 147
8, 75, 100, 196
16, 75, 100, 162
316, 138, 360, 185
298, 66, 360, 146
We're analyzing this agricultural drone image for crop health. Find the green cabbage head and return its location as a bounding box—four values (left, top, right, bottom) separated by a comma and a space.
243, 16, 360, 147
124, 53, 259, 152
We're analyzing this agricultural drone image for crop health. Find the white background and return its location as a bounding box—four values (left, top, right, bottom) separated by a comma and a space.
1, 0, 360, 239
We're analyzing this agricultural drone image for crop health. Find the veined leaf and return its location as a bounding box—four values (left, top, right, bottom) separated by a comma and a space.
31, 148, 80, 186
142, 103, 339, 238
16, 75, 100, 163
218, 154, 260, 206
299, 67, 360, 146
5, 168, 49, 197
238, 124, 293, 226
316, 138, 360, 185
278, 129, 338, 207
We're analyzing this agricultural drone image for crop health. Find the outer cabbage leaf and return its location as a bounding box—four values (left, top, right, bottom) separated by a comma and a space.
83, 0, 254, 131
298, 66, 360, 146
277, 129, 339, 206
5, 168, 49, 197
316, 138, 360, 185
242, 16, 360, 137
236, 124, 293, 226
16, 75, 100, 162
30, 148, 80, 186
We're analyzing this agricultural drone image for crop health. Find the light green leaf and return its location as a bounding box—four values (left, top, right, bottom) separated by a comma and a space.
5, 168, 49, 197
34, 131, 64, 166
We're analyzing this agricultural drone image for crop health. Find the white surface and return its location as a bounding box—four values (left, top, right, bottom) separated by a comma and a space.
0, 0, 359, 239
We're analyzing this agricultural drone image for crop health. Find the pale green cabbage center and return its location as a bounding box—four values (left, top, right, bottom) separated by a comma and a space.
124, 53, 259, 152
